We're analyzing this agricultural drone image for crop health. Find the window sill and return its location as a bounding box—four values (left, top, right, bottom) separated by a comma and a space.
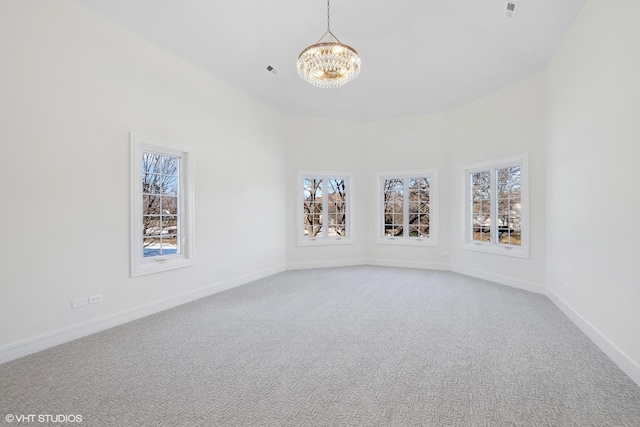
297, 238, 354, 247
131, 256, 194, 277
376, 237, 438, 247
463, 242, 529, 259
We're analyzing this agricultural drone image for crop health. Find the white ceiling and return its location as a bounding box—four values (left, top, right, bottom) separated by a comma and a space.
76, 0, 586, 122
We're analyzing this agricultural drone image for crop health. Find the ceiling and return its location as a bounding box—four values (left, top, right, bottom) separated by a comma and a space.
76, 0, 586, 122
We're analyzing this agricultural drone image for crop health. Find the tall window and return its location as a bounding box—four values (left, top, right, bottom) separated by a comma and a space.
376, 170, 438, 246
131, 134, 194, 276
298, 171, 353, 245
464, 154, 528, 258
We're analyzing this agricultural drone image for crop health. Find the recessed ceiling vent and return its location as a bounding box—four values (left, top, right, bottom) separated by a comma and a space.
266, 65, 278, 76
505, 1, 518, 19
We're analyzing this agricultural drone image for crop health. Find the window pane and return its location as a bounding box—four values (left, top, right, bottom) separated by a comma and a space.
162, 215, 178, 234
143, 216, 161, 237
408, 177, 430, 237
143, 154, 178, 177
160, 236, 178, 255
143, 195, 161, 215
386, 226, 402, 237
142, 151, 181, 257
142, 153, 161, 174
418, 214, 429, 237
384, 179, 404, 236
143, 237, 161, 257
471, 171, 490, 201
143, 173, 161, 194
303, 178, 323, 238
142, 153, 179, 195
471, 171, 491, 242
496, 166, 521, 246
328, 214, 344, 237
163, 175, 178, 195
161, 195, 178, 215
327, 179, 347, 237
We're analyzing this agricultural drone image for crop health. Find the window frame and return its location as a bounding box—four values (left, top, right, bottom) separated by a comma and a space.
130, 133, 194, 277
375, 169, 439, 247
297, 170, 354, 246
462, 153, 529, 258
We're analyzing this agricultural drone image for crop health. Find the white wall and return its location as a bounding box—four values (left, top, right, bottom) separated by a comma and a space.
449, 74, 547, 293
362, 114, 452, 270
285, 78, 546, 287
284, 116, 367, 269
285, 113, 452, 271
544, 0, 640, 381
0, 1, 286, 360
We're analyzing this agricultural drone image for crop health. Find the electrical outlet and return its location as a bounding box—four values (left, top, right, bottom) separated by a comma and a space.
88, 294, 103, 304
72, 297, 88, 308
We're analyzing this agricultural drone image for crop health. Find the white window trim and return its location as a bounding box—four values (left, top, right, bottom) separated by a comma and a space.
130, 133, 194, 277
375, 169, 439, 247
297, 170, 354, 246
462, 153, 529, 258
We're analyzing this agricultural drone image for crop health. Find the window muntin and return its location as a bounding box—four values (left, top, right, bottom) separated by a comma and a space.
496, 166, 522, 246
131, 134, 194, 276
377, 170, 438, 246
383, 178, 404, 237
142, 152, 180, 257
326, 178, 347, 237
408, 177, 431, 238
298, 171, 353, 245
464, 154, 528, 258
471, 171, 491, 243
303, 178, 323, 238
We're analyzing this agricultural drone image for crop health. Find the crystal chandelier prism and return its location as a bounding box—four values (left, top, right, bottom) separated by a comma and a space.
297, 0, 361, 89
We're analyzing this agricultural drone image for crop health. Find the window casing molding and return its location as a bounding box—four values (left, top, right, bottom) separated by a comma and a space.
375, 170, 439, 247
130, 133, 194, 277
297, 170, 354, 246
462, 153, 529, 258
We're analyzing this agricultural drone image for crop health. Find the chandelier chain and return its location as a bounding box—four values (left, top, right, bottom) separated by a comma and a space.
326, 0, 330, 31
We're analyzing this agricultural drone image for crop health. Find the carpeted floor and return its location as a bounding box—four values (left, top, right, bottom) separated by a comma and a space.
1, 266, 640, 426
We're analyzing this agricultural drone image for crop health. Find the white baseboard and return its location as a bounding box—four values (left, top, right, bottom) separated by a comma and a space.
367, 258, 451, 271
450, 264, 546, 295
0, 264, 286, 365
546, 290, 640, 388
286, 258, 367, 271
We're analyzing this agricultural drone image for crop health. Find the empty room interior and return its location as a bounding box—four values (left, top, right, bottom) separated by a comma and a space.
1, 0, 640, 425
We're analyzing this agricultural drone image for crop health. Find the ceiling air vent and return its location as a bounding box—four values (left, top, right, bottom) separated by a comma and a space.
505, 2, 518, 19
265, 65, 278, 76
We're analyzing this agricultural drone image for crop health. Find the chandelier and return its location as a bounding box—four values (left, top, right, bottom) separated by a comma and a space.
297, 0, 361, 89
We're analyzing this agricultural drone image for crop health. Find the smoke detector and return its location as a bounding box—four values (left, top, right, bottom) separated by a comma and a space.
505, 2, 518, 19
